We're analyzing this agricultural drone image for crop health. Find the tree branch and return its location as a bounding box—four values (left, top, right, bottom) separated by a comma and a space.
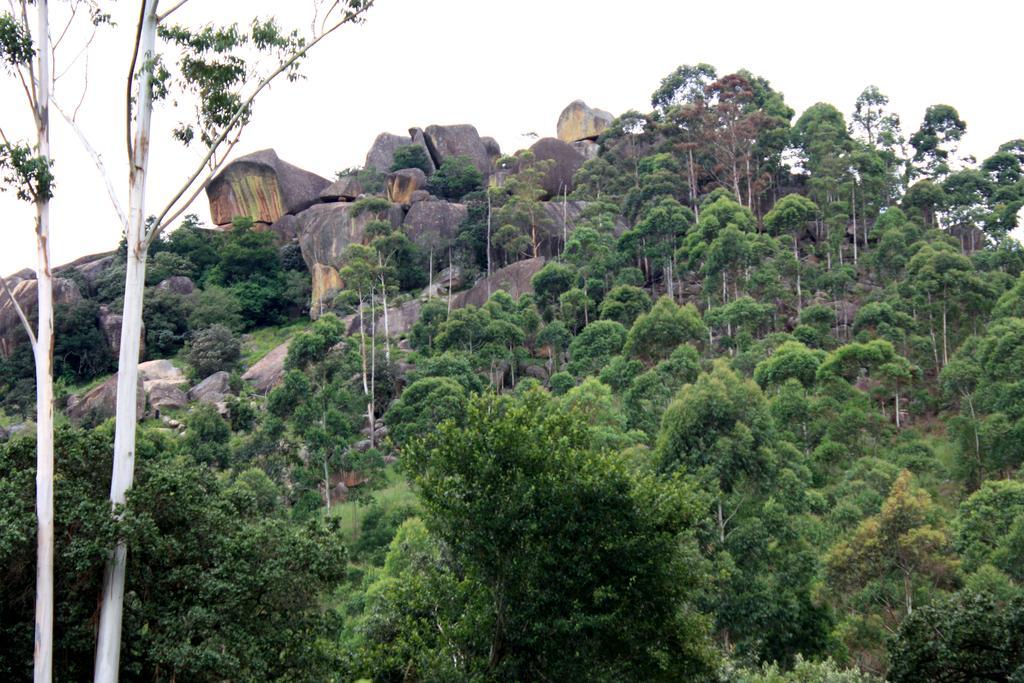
0, 273, 37, 350
53, 98, 128, 229
146, 1, 374, 241
125, 0, 147, 163
156, 0, 189, 23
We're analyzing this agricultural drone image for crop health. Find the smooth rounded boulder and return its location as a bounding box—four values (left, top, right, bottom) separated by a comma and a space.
421, 124, 491, 176
295, 201, 405, 272
529, 137, 584, 199
364, 132, 413, 173
556, 100, 613, 143
402, 198, 468, 252
205, 149, 330, 227
387, 168, 428, 204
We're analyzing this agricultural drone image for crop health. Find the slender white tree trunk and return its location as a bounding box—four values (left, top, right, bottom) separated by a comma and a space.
33, 5, 55, 680
95, 3, 158, 681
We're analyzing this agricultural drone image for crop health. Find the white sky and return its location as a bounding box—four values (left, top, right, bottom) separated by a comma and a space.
1, 0, 1022, 274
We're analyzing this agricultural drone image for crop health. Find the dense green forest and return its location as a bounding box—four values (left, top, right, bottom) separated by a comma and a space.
3, 63, 1024, 681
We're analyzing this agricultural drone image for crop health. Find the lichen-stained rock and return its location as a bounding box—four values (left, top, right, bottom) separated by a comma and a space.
556, 100, 613, 143
242, 340, 290, 394
402, 198, 468, 251
387, 168, 428, 204
365, 132, 413, 173
205, 149, 330, 227
529, 137, 584, 199
296, 201, 405, 271
66, 373, 145, 424
310, 264, 344, 320
319, 175, 364, 202
0, 277, 81, 358
422, 124, 490, 176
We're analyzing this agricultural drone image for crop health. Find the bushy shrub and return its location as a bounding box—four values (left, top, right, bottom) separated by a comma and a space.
187, 324, 241, 379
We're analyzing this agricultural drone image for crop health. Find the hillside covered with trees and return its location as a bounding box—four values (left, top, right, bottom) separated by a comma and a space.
3, 61, 1024, 681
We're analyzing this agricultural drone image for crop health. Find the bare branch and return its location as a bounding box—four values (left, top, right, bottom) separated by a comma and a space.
156, 0, 190, 23
0, 273, 37, 350
146, 1, 375, 240
54, 99, 128, 229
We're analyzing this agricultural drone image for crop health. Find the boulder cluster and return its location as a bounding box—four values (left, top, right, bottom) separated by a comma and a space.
202, 101, 619, 327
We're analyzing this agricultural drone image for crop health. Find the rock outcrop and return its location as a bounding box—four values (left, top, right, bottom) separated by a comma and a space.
189, 371, 232, 405
319, 176, 364, 202
402, 198, 467, 251
148, 382, 189, 412
407, 129, 437, 173
421, 124, 490, 176
205, 149, 330, 227
365, 132, 412, 173
387, 168, 428, 204
296, 201, 405, 271
556, 100, 613, 143
310, 264, 344, 320
156, 276, 195, 295
0, 277, 81, 358
54, 251, 117, 290
573, 140, 600, 161
97, 304, 146, 358
529, 137, 584, 199
242, 340, 290, 394
66, 373, 145, 424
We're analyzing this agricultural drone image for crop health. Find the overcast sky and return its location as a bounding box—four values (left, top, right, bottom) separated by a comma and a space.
1, 0, 1022, 274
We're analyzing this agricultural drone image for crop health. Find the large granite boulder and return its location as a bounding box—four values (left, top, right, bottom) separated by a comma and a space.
310, 264, 343, 320
482, 136, 502, 167
188, 371, 232, 404
0, 277, 81, 358
535, 200, 629, 257
387, 168, 428, 204
54, 251, 116, 290
66, 373, 145, 424
156, 276, 195, 295
147, 382, 188, 413
138, 359, 186, 385
269, 214, 300, 242
453, 257, 546, 308
347, 298, 422, 337
365, 132, 413, 173
421, 124, 490, 176
557, 100, 613, 143
296, 201, 405, 271
319, 176, 364, 202
242, 340, 290, 394
205, 149, 330, 227
402, 198, 467, 251
529, 137, 584, 199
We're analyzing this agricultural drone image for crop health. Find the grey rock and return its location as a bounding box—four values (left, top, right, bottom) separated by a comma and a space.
188, 371, 232, 404
206, 149, 330, 226
147, 381, 189, 412
268, 214, 300, 242
67, 373, 145, 424
97, 304, 145, 359
482, 136, 502, 165
365, 132, 413, 173
296, 201, 405, 271
402, 198, 467, 251
319, 175, 364, 202
138, 359, 186, 386
572, 140, 600, 161
156, 275, 195, 295
242, 340, 290, 394
55, 252, 117, 289
529, 137, 584, 199
421, 124, 490, 176
1, 277, 81, 358
523, 364, 549, 381
452, 257, 546, 308
410, 190, 432, 205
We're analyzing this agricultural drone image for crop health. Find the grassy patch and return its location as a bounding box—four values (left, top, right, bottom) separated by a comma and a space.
330, 465, 416, 540
240, 319, 309, 367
